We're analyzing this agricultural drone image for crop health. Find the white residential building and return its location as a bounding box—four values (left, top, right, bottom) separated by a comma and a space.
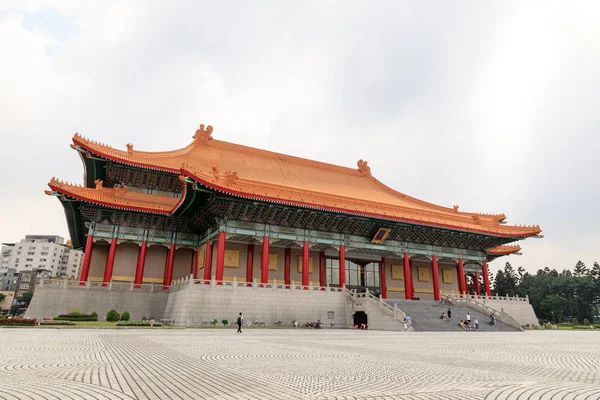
0, 235, 83, 278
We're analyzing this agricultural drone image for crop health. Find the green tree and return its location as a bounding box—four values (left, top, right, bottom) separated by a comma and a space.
0, 293, 5, 303
18, 292, 33, 304
573, 261, 588, 277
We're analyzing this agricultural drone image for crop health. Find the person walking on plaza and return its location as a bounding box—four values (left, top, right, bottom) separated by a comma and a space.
447, 308, 452, 319
237, 312, 244, 333
474, 317, 479, 330
466, 312, 471, 324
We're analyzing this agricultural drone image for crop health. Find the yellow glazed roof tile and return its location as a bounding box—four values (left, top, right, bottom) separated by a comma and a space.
70, 126, 542, 237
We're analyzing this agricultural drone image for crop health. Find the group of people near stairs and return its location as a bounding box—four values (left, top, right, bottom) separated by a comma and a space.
440, 309, 480, 330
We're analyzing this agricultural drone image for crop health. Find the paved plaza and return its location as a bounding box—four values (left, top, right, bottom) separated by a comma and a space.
0, 329, 599, 399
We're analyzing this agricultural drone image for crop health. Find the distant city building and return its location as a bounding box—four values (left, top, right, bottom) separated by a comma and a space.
0, 291, 14, 313
15, 270, 38, 299
0, 268, 19, 291
0, 235, 83, 278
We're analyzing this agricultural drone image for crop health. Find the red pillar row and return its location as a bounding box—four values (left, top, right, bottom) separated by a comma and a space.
380, 257, 387, 299
431, 255, 440, 301
79, 234, 94, 285
189, 248, 199, 279
216, 232, 226, 283
302, 241, 309, 287
474, 271, 481, 296
482, 261, 491, 296
246, 244, 254, 286
261, 237, 269, 284
134, 240, 147, 288
102, 238, 118, 286
403, 252, 412, 300
284, 248, 291, 287
319, 251, 326, 288
339, 245, 346, 288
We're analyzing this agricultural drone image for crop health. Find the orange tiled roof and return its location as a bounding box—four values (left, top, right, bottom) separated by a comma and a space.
487, 245, 522, 255
70, 126, 542, 237
47, 178, 179, 214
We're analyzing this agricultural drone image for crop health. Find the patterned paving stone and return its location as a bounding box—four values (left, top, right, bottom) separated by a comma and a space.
0, 329, 598, 399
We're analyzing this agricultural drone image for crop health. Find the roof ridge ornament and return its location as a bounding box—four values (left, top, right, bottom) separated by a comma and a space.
357, 159, 371, 177
94, 179, 104, 190
193, 124, 214, 144
126, 143, 134, 153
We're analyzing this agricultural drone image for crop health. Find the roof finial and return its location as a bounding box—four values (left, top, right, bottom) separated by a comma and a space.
94, 179, 103, 190
453, 205, 459, 212
357, 160, 371, 177
126, 143, 134, 153
193, 124, 213, 143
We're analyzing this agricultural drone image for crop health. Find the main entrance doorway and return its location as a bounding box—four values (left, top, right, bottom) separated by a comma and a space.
326, 258, 381, 296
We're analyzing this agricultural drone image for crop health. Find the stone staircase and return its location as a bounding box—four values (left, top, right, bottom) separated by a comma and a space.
384, 299, 518, 332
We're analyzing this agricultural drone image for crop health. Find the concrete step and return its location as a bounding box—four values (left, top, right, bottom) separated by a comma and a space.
385, 299, 518, 332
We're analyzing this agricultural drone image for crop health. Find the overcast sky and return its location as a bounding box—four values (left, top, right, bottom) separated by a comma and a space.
1, 1, 598, 274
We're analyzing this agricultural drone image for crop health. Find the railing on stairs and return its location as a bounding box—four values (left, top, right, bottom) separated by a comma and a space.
344, 287, 406, 323
441, 293, 525, 330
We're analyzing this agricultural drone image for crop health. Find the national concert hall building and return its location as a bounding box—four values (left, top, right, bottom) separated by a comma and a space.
46, 125, 542, 301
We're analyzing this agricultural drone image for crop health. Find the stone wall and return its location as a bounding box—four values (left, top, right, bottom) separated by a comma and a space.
25, 286, 168, 321
163, 283, 351, 327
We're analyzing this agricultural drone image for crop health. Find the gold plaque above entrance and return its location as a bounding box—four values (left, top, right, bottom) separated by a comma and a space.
224, 250, 239, 268
371, 228, 391, 244
297, 256, 313, 273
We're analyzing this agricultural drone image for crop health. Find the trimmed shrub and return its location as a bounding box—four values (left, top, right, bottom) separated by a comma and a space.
222, 319, 228, 326
67, 311, 87, 317
106, 309, 120, 322
91, 312, 98, 319
120, 312, 130, 321
0, 318, 35, 326
211, 318, 218, 326
116, 320, 162, 327
572, 317, 579, 325
583, 318, 590, 325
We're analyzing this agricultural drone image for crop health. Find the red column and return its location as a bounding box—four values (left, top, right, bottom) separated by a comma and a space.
302, 241, 309, 287
403, 252, 412, 300
319, 251, 326, 288
246, 244, 254, 286
474, 272, 481, 296
284, 248, 291, 288
190, 249, 196, 276
216, 231, 226, 283
192, 247, 200, 279
482, 261, 491, 297
203, 240, 213, 283
79, 234, 94, 285
163, 243, 175, 290
260, 237, 269, 285
339, 245, 346, 288
431, 255, 440, 301
102, 238, 117, 286
134, 240, 147, 288
457, 258, 466, 294
380, 257, 387, 299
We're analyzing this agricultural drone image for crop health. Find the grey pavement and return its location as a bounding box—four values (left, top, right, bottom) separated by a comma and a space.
0, 329, 599, 399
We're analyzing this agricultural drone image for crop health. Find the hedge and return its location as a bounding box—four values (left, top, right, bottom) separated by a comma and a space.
116, 320, 162, 327
0, 318, 35, 326
41, 320, 76, 326
53, 317, 98, 321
